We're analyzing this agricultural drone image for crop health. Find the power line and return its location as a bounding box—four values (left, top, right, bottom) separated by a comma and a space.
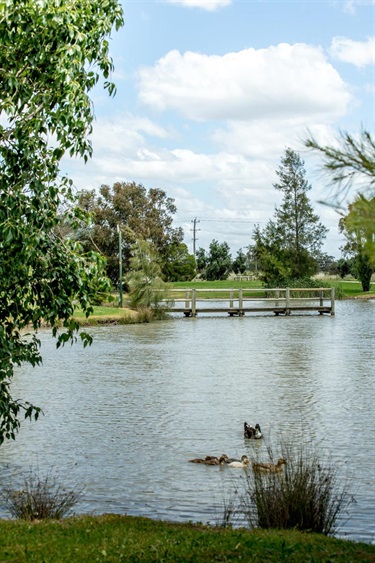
177, 217, 268, 224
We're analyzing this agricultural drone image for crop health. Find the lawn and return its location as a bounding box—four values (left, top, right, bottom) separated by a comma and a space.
0, 514, 374, 562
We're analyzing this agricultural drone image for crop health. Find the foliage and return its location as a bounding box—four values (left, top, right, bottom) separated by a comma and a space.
162, 243, 196, 282
339, 195, 375, 291
0, 0, 123, 443
253, 148, 328, 285
0, 469, 82, 520
350, 255, 373, 293
336, 258, 353, 279
125, 240, 171, 316
305, 129, 375, 202
244, 245, 259, 274
78, 183, 184, 284
195, 247, 208, 273
202, 240, 232, 281
316, 253, 339, 275
242, 443, 353, 536
232, 248, 247, 274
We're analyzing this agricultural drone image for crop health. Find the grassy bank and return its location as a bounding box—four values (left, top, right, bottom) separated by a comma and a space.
73, 305, 139, 326
1, 514, 374, 562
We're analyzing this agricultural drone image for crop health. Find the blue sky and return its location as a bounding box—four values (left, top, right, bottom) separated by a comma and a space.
64, 0, 375, 258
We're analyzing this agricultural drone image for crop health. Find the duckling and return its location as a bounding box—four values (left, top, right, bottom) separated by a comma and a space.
189, 454, 228, 465
227, 455, 251, 468
244, 422, 262, 439
252, 458, 286, 473
189, 455, 217, 464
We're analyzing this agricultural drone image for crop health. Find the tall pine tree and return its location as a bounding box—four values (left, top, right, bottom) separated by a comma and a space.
254, 148, 328, 284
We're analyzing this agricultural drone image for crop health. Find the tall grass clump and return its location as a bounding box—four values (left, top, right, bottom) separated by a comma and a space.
0, 468, 83, 520
242, 443, 353, 535
125, 239, 173, 317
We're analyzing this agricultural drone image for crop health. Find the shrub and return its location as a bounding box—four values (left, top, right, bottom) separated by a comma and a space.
0, 469, 82, 520
241, 443, 353, 535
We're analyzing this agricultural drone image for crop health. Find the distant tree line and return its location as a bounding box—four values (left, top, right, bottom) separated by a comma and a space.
76, 147, 373, 292
195, 148, 374, 290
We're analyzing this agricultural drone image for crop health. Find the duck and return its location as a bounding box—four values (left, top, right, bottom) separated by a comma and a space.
252, 458, 286, 473
227, 455, 251, 468
222, 455, 241, 464
244, 422, 262, 439
189, 454, 228, 465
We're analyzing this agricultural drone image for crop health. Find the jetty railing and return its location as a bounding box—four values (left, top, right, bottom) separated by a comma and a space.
158, 287, 335, 317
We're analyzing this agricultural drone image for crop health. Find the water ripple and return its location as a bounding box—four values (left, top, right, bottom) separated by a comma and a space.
0, 301, 374, 544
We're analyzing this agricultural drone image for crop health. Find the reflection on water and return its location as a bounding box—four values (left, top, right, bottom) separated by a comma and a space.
0, 301, 374, 543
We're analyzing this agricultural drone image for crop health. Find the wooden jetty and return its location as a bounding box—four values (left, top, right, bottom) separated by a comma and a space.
159, 287, 335, 317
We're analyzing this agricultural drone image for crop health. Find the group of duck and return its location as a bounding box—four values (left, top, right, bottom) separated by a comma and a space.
188, 422, 287, 473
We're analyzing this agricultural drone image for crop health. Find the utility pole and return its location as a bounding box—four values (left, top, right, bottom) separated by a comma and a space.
191, 218, 200, 256
117, 224, 123, 308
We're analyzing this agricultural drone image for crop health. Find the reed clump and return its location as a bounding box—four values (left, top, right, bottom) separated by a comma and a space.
0, 469, 82, 520
242, 443, 353, 535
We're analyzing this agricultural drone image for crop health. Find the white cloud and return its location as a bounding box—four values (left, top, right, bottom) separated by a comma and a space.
163, 0, 231, 11
343, 0, 375, 14
88, 114, 172, 157
138, 43, 352, 121
211, 118, 341, 162
330, 36, 375, 67
365, 82, 375, 93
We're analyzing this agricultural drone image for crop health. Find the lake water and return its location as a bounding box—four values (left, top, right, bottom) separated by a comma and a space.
1, 300, 374, 543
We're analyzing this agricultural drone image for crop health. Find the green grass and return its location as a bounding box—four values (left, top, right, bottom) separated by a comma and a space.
73, 305, 138, 326
0, 514, 374, 562
329, 280, 372, 298
74, 306, 123, 318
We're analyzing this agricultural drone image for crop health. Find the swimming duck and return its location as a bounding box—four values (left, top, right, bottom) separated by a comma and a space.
227, 455, 251, 468
189, 454, 228, 465
252, 458, 286, 473
244, 422, 262, 439
222, 455, 241, 464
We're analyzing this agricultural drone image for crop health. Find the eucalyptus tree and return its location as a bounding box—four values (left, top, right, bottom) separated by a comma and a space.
195, 247, 208, 274
78, 182, 184, 284
232, 248, 247, 274
0, 0, 123, 443
162, 243, 196, 282
203, 240, 232, 281
253, 149, 328, 284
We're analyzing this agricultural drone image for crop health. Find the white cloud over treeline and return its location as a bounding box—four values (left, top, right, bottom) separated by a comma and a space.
137, 43, 352, 120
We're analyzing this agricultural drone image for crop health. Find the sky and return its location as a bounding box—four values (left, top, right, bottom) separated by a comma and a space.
64, 0, 375, 259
